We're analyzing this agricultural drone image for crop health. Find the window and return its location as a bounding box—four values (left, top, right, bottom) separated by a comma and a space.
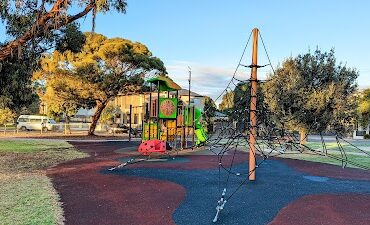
134, 114, 138, 124
30, 119, 42, 123
18, 118, 28, 122
126, 114, 130, 124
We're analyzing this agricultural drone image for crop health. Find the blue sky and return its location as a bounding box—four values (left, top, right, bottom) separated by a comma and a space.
2, 0, 370, 103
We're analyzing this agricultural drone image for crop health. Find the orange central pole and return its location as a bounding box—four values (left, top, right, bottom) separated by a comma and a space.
249, 28, 259, 181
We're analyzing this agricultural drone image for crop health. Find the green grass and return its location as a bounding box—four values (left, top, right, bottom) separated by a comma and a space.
279, 141, 370, 169
0, 174, 64, 225
0, 140, 87, 172
0, 139, 88, 225
0, 140, 74, 153
279, 152, 370, 168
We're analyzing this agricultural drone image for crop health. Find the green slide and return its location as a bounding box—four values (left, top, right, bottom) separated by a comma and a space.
194, 108, 208, 145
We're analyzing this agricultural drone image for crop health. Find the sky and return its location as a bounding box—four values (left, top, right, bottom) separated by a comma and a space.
2, 0, 370, 104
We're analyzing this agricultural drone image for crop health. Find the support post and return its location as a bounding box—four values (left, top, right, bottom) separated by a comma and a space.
192, 106, 195, 148
157, 81, 160, 140
175, 90, 179, 149
149, 84, 152, 140
129, 105, 132, 141
166, 91, 169, 143
248, 28, 259, 181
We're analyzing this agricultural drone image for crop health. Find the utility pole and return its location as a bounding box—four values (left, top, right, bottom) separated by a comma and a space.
186, 66, 191, 148
188, 66, 191, 106
249, 28, 259, 181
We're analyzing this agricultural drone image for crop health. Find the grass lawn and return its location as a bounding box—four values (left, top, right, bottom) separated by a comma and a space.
278, 141, 370, 169
0, 139, 88, 225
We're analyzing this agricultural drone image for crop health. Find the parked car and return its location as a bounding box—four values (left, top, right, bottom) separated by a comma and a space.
16, 115, 58, 132
106, 124, 142, 137
106, 124, 129, 134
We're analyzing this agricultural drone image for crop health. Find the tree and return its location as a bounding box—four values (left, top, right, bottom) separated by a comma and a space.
99, 103, 120, 129
0, 107, 16, 132
203, 96, 216, 132
263, 49, 358, 143
37, 71, 93, 133
34, 33, 166, 135
0, 22, 85, 113
358, 88, 370, 128
0, 49, 39, 112
0, 0, 127, 61
218, 91, 234, 112
231, 82, 265, 132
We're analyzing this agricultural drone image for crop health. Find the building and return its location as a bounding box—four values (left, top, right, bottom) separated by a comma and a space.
112, 89, 205, 128
175, 89, 205, 110
39, 83, 206, 129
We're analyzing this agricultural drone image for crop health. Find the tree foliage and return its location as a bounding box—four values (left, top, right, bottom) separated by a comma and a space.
218, 82, 265, 132
0, 54, 38, 112
231, 82, 265, 132
263, 49, 358, 136
34, 32, 166, 135
218, 91, 234, 112
40, 71, 91, 119
0, 0, 125, 112
100, 103, 120, 125
203, 96, 216, 132
0, 22, 85, 113
0, 107, 16, 125
358, 88, 370, 127
0, 0, 127, 61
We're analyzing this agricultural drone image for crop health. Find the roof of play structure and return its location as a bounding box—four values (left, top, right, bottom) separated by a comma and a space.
147, 76, 182, 91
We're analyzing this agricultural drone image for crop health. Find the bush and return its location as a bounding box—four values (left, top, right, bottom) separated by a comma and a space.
364, 134, 370, 139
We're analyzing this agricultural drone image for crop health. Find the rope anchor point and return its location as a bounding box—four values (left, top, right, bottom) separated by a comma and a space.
213, 188, 227, 223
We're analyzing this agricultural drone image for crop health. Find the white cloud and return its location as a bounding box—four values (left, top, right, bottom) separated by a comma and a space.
166, 60, 271, 105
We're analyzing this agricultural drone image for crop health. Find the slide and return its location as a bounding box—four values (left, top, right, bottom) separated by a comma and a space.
194, 108, 208, 146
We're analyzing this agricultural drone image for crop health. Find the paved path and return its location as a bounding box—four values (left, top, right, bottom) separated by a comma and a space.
47, 141, 370, 225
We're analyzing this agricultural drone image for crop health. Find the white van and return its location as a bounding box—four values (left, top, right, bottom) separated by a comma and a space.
16, 115, 58, 132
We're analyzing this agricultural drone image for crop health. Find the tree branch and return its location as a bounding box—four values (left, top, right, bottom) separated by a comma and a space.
0, 1, 94, 61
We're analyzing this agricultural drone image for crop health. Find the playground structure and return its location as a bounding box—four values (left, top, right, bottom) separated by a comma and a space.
205, 28, 370, 222
137, 76, 207, 154
110, 28, 370, 223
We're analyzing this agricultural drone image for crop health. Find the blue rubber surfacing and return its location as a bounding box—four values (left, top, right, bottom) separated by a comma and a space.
103, 158, 370, 225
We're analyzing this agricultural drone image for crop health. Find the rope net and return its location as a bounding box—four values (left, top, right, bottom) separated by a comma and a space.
204, 30, 370, 222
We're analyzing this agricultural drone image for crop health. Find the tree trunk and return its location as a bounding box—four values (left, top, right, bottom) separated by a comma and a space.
300, 129, 307, 145
64, 115, 71, 134
88, 101, 108, 135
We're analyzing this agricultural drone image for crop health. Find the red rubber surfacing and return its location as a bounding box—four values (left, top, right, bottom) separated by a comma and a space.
48, 142, 370, 225
269, 194, 370, 225
48, 157, 185, 225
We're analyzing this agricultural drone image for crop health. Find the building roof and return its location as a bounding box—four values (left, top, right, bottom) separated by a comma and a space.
147, 76, 182, 91
175, 89, 204, 97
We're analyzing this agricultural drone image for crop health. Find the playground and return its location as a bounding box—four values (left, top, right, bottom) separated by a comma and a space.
44, 29, 370, 225
5, 28, 368, 225
46, 140, 370, 225
0, 28, 370, 225
2, 1, 370, 224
